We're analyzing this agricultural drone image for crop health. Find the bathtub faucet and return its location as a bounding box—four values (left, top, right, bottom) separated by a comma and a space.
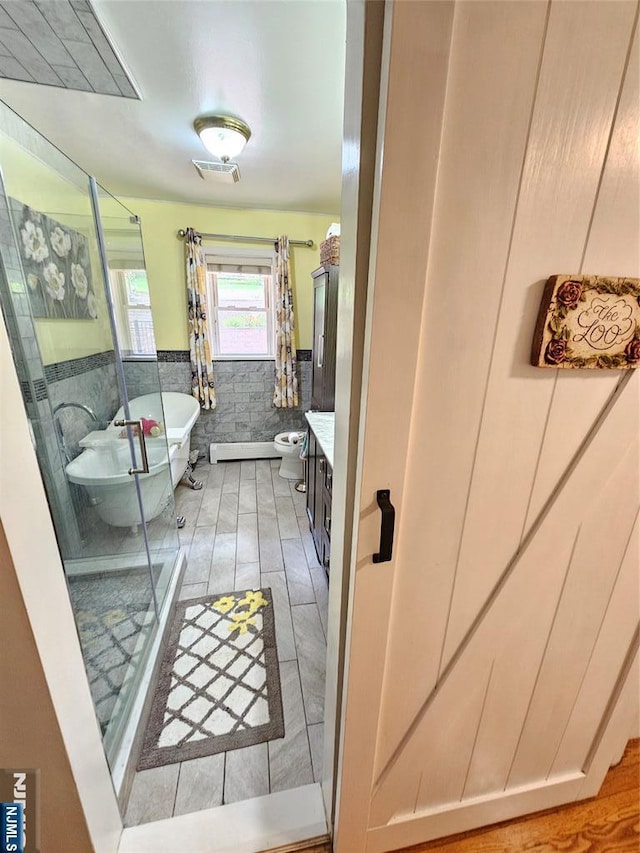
53, 402, 99, 463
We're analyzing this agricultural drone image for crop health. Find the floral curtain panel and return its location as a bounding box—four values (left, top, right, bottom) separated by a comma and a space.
185, 228, 216, 409
273, 236, 299, 408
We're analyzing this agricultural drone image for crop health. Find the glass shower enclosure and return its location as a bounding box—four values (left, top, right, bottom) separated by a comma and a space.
0, 101, 182, 780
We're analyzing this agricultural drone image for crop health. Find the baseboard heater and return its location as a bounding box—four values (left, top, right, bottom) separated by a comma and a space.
209, 441, 278, 463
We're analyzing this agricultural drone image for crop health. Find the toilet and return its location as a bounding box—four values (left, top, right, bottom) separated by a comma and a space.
273, 431, 305, 480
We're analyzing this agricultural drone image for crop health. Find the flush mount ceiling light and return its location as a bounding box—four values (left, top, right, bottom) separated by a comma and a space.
194, 115, 251, 163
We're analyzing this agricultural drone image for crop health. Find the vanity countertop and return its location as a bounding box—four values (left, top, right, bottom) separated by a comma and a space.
305, 411, 335, 468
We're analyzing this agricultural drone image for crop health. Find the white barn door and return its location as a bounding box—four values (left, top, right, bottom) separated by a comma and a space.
335, 1, 639, 851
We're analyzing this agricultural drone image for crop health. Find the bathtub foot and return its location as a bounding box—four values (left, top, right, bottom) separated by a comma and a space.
176, 515, 186, 529
182, 464, 203, 491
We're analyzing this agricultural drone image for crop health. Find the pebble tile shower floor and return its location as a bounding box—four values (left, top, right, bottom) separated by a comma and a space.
124, 458, 328, 825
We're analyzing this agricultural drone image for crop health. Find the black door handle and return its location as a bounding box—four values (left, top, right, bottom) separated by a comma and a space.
373, 489, 395, 563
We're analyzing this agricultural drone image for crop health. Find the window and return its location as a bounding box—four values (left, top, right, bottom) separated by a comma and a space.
109, 267, 156, 357
207, 256, 275, 358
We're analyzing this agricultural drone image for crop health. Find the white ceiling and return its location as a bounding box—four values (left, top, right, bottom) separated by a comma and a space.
0, 0, 346, 213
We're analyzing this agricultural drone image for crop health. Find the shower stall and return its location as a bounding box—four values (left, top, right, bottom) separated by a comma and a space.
0, 101, 183, 788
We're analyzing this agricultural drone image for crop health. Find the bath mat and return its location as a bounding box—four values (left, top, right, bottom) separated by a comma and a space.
137, 588, 284, 769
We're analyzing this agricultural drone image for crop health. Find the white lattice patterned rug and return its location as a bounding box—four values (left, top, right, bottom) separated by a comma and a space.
138, 588, 284, 769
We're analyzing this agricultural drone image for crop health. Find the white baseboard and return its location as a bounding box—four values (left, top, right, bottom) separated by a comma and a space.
210, 441, 278, 462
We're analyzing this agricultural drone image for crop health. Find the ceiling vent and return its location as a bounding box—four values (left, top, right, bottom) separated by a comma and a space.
192, 159, 241, 184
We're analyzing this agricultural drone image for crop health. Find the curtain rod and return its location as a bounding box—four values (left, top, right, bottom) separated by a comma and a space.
177, 229, 315, 248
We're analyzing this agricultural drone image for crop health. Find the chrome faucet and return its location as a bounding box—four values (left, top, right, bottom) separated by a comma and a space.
53, 402, 98, 463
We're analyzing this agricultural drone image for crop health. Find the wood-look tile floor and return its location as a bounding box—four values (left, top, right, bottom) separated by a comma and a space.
124, 459, 328, 827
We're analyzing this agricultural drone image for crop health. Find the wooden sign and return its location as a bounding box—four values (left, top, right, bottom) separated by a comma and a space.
532, 275, 640, 369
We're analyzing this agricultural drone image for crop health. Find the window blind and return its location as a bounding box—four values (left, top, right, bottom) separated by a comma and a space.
207, 261, 272, 276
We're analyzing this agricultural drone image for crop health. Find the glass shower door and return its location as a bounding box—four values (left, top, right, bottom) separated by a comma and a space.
0, 99, 180, 772
92, 182, 180, 616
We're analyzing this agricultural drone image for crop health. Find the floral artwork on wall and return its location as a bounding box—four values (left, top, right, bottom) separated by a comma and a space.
10, 201, 98, 320
531, 275, 640, 369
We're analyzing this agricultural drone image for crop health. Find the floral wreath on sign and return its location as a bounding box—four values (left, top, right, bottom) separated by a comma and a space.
545, 277, 640, 368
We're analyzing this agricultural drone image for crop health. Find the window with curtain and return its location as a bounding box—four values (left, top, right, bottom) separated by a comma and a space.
108, 266, 156, 357
206, 255, 276, 358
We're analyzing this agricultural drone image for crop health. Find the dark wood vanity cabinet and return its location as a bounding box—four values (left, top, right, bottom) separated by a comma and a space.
311, 265, 339, 412
306, 430, 332, 573
306, 265, 338, 573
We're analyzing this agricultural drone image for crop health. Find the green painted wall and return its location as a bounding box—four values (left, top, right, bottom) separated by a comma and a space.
122, 198, 338, 351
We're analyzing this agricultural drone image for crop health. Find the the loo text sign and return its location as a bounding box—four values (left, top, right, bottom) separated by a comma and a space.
532, 274, 640, 369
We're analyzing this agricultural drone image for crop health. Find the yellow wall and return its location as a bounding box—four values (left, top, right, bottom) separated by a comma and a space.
121, 198, 338, 351
0, 136, 117, 364
0, 132, 337, 359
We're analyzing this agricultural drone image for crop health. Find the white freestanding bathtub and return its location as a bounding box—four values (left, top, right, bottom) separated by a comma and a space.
66, 392, 200, 528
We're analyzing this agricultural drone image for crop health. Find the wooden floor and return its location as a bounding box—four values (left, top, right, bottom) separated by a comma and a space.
293, 740, 639, 853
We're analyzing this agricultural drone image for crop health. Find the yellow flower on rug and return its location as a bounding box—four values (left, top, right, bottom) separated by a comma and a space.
228, 611, 255, 635
212, 595, 235, 614
210, 590, 270, 633
239, 590, 269, 615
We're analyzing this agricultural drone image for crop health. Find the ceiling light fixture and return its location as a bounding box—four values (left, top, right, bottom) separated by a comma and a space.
194, 115, 251, 163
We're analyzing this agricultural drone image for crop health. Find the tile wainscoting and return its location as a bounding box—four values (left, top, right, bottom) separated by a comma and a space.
37, 350, 122, 559
45, 351, 122, 458
123, 351, 312, 458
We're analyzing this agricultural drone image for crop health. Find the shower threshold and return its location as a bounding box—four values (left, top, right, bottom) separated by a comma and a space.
65, 549, 177, 577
